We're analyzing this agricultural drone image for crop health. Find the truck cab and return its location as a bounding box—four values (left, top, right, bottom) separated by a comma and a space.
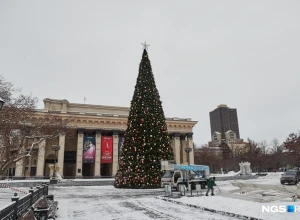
161, 160, 210, 191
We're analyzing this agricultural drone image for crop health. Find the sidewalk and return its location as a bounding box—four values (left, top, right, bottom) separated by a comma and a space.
156, 191, 300, 220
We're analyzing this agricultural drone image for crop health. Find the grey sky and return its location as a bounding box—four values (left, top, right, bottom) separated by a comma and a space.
0, 0, 300, 146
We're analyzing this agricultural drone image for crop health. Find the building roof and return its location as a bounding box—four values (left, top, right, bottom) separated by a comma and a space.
42, 98, 197, 123
217, 104, 228, 108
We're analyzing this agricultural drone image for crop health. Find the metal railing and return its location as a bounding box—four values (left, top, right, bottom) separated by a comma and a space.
0, 184, 49, 220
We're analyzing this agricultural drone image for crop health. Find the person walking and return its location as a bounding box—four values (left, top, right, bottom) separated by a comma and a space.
9, 171, 13, 181
206, 177, 216, 196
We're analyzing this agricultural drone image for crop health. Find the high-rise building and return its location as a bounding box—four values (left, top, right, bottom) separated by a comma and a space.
209, 104, 240, 140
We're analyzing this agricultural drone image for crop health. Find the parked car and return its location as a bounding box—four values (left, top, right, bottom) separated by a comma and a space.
280, 170, 300, 185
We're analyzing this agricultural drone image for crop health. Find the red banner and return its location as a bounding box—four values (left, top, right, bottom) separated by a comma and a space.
101, 136, 113, 163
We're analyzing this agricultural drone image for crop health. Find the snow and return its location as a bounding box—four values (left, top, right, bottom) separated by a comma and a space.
1, 172, 300, 219
167, 177, 300, 220
211, 170, 241, 177
0, 179, 50, 183
51, 186, 233, 219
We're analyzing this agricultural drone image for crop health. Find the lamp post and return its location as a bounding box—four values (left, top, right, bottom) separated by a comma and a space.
0, 98, 4, 111
185, 147, 192, 165
184, 137, 192, 191
50, 145, 61, 184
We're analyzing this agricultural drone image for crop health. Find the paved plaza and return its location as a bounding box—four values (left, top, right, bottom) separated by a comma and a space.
0, 185, 233, 220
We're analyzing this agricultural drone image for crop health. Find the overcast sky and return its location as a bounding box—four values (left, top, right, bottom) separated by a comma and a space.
0, 0, 300, 146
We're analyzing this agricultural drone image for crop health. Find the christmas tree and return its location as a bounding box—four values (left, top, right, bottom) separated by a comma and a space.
114, 46, 174, 189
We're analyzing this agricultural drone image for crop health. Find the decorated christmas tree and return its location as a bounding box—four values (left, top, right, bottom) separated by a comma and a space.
114, 45, 174, 188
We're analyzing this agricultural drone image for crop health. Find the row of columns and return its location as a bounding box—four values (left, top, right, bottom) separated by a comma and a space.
171, 133, 194, 165
75, 129, 120, 178
14, 130, 194, 178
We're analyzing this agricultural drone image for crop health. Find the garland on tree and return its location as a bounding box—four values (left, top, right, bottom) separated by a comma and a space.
114, 48, 174, 189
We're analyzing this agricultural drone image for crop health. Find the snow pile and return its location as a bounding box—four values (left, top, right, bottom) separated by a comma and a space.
211, 170, 240, 177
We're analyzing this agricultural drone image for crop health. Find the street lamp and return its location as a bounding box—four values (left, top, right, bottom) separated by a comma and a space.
184, 139, 192, 191
0, 98, 4, 111
185, 147, 192, 165
50, 145, 61, 184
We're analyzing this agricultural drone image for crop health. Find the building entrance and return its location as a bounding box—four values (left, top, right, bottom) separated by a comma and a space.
101, 163, 112, 177
64, 151, 76, 178
82, 163, 94, 178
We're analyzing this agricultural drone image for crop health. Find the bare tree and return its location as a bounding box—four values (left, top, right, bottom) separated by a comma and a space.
283, 132, 300, 167
269, 138, 280, 154
0, 75, 72, 178
259, 140, 269, 155
194, 144, 222, 173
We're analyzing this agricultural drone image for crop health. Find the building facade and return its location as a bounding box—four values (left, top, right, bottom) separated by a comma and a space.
208, 130, 248, 157
209, 104, 240, 140
12, 99, 198, 179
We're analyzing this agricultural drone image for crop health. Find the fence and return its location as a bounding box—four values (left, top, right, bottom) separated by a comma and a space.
0, 184, 49, 220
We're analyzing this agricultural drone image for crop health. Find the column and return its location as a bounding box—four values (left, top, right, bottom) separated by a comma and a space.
58, 133, 66, 177
180, 135, 187, 164
112, 130, 119, 176
187, 132, 194, 164
173, 133, 181, 164
75, 129, 84, 178
94, 130, 102, 178
36, 139, 46, 179
169, 134, 174, 153
15, 159, 25, 179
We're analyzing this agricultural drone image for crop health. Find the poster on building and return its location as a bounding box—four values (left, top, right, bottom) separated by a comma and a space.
101, 136, 113, 163
83, 136, 96, 163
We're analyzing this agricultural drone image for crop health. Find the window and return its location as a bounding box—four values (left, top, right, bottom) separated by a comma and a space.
286, 170, 296, 176
162, 171, 174, 178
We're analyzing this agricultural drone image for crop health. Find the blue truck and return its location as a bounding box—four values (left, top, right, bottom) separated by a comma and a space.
161, 160, 210, 191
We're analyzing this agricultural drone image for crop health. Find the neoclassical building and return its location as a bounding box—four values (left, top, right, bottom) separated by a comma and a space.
13, 98, 197, 179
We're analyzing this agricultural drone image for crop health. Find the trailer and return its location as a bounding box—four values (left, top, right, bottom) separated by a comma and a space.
161, 160, 210, 191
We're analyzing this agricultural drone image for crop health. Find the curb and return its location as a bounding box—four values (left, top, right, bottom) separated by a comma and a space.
0, 180, 114, 188
155, 196, 263, 220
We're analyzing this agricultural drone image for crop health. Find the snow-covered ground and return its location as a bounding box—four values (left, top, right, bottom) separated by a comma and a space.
1, 172, 300, 220
164, 173, 300, 220
50, 186, 233, 219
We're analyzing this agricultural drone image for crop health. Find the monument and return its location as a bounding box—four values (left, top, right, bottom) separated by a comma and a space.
239, 162, 252, 175
49, 164, 63, 180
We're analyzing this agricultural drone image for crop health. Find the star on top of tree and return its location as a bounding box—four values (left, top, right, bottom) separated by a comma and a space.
141, 41, 150, 50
